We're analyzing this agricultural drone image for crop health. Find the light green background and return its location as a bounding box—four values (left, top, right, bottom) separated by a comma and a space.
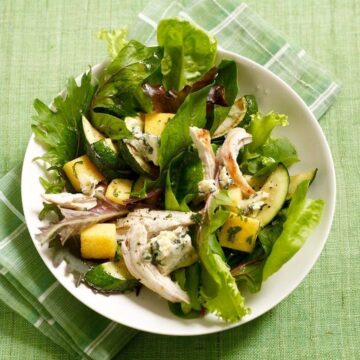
0, 0, 359, 359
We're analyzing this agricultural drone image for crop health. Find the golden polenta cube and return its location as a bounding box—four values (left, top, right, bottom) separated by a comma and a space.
144, 112, 175, 136
63, 155, 104, 193
80, 223, 117, 259
219, 213, 260, 253
105, 178, 133, 205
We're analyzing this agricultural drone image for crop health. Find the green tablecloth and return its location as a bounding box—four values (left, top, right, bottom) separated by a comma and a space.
0, 0, 358, 359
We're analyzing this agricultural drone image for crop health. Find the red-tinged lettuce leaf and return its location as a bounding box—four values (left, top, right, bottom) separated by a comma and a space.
91, 40, 163, 138
231, 251, 266, 294
142, 67, 218, 114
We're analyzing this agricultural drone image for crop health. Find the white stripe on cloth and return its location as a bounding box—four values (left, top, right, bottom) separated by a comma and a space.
83, 322, 118, 356
210, 3, 248, 35
34, 317, 44, 328
0, 223, 27, 250
297, 49, 306, 58
9, 171, 21, 185
309, 82, 339, 112
0, 267, 9, 275
210, 0, 321, 96
138, 1, 180, 45
138, 12, 157, 28
264, 43, 290, 68
178, 10, 194, 21
38, 281, 60, 303
0, 190, 25, 222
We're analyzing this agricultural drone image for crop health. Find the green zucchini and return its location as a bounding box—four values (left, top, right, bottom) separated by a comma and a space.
118, 141, 154, 176
84, 260, 138, 293
82, 116, 131, 180
286, 168, 317, 200
255, 164, 290, 227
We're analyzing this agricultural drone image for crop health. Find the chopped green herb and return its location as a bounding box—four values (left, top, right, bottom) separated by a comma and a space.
227, 226, 242, 242
246, 236, 253, 245
191, 213, 203, 225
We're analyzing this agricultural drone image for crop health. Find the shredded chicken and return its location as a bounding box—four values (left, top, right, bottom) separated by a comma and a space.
42, 192, 97, 211
212, 97, 247, 139
121, 224, 190, 303
216, 128, 255, 197
116, 209, 196, 237
189, 127, 216, 180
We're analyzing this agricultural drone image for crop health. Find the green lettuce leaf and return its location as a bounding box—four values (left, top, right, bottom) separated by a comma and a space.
241, 137, 299, 176
159, 84, 211, 171
247, 111, 288, 152
263, 180, 324, 280
157, 18, 217, 90
195, 205, 249, 321
98, 27, 128, 59
32, 71, 97, 191
209, 60, 238, 133
168, 263, 202, 319
91, 40, 163, 138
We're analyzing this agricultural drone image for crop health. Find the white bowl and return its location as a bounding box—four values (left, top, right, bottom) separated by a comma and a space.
22, 49, 336, 336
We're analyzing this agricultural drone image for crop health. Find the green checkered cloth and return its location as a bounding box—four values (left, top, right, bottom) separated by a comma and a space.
0, 1, 340, 359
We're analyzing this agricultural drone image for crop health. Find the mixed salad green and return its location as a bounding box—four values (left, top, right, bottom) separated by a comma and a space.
33, 18, 324, 322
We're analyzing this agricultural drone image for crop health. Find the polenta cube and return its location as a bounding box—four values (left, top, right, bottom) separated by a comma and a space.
105, 178, 133, 205
63, 155, 104, 193
80, 223, 117, 259
219, 213, 260, 253
144, 112, 175, 136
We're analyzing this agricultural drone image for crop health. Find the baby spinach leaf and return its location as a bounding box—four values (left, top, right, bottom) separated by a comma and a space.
159, 85, 212, 171
209, 60, 238, 133
164, 150, 203, 211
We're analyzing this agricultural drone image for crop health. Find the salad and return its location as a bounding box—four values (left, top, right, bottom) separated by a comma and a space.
33, 18, 324, 322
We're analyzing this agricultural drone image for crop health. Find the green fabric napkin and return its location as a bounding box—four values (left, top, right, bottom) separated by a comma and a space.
0, 1, 340, 359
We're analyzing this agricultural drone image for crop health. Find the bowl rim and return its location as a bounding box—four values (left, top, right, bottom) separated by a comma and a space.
21, 48, 336, 336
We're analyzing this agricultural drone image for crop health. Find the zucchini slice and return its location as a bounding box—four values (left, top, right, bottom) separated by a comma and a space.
286, 168, 317, 200
255, 164, 290, 227
118, 141, 154, 176
82, 116, 131, 180
84, 260, 138, 293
